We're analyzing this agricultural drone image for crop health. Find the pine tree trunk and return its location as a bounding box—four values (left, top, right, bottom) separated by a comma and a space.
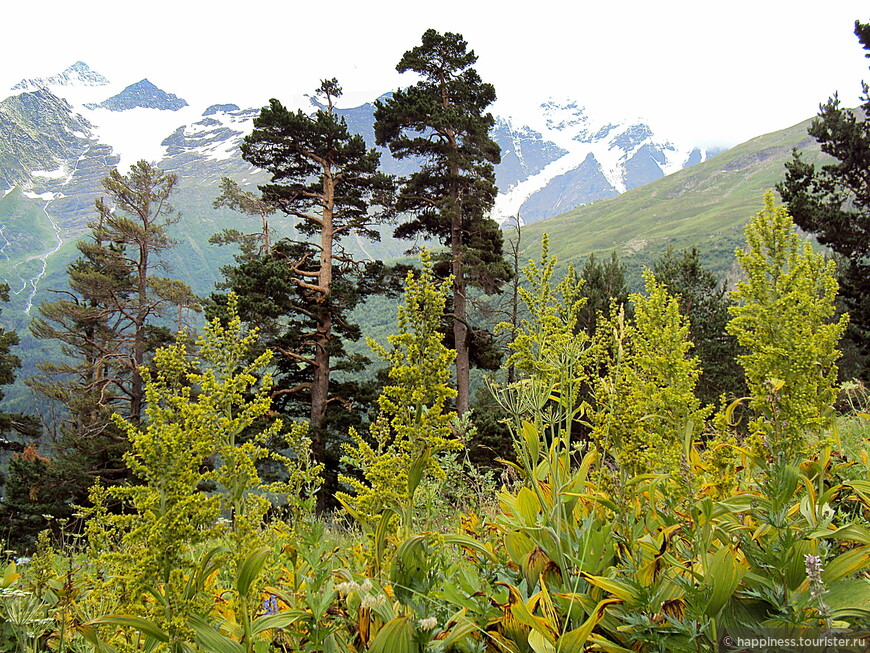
453, 264, 470, 415
130, 243, 149, 424
452, 212, 470, 416
312, 167, 335, 512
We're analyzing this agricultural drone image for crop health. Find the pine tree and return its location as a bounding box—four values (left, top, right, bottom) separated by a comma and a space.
29, 161, 195, 503
374, 29, 512, 415
93, 161, 187, 422
777, 20, 870, 378
211, 177, 277, 257
28, 231, 133, 500
232, 79, 394, 508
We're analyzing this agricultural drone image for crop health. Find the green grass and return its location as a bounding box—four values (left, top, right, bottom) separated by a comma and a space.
520, 116, 825, 280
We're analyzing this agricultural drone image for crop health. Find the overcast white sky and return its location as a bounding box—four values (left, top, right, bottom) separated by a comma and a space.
2, 0, 868, 147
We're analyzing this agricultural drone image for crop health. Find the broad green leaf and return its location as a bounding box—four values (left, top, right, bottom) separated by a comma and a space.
251, 609, 310, 635
188, 615, 245, 653
438, 610, 479, 648
529, 629, 556, 653
75, 624, 121, 653
556, 598, 620, 652
822, 578, 870, 625
505, 530, 536, 566
811, 523, 870, 545
1, 563, 19, 587
516, 487, 542, 525
87, 615, 169, 643
586, 634, 635, 652
823, 546, 870, 584
368, 615, 415, 653
624, 473, 667, 487
521, 421, 541, 463
407, 444, 430, 497
704, 548, 746, 617
579, 573, 639, 604
336, 495, 371, 532
496, 458, 528, 479
236, 547, 271, 596
443, 534, 498, 562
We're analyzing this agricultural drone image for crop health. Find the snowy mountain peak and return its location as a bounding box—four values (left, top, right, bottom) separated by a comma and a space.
203, 104, 240, 116
89, 79, 189, 112
489, 99, 708, 225
11, 61, 110, 92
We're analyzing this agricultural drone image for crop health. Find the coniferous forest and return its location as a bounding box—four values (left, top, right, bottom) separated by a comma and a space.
1, 25, 870, 653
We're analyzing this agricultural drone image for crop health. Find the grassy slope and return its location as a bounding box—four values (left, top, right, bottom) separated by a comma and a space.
519, 116, 823, 282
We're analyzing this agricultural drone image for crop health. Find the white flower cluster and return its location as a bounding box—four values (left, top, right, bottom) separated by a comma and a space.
418, 617, 438, 631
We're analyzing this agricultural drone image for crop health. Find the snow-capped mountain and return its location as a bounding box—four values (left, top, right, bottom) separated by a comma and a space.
88, 79, 189, 112
12, 61, 110, 92
490, 100, 707, 224
0, 61, 713, 324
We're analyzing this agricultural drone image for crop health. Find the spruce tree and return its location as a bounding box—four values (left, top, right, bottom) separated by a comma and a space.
777, 20, 870, 378
374, 29, 512, 415
232, 79, 395, 507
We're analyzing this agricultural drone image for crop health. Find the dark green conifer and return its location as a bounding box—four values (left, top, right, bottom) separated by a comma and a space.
28, 162, 195, 506
227, 80, 395, 508
777, 20, 870, 379
577, 251, 630, 336
374, 29, 512, 415
652, 246, 744, 403
0, 283, 39, 445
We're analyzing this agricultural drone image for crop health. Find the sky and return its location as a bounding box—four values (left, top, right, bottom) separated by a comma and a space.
2, 0, 868, 148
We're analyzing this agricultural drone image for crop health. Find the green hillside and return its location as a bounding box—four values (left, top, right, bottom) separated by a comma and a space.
520, 116, 824, 280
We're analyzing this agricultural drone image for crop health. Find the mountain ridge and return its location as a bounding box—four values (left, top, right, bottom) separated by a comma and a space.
87, 78, 189, 112
0, 62, 719, 330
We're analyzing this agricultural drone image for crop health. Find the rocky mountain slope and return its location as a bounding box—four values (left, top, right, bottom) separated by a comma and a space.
0, 62, 709, 331
519, 116, 824, 282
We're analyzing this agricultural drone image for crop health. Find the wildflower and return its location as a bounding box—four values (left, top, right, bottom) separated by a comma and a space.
361, 593, 386, 609
419, 617, 438, 631
335, 581, 360, 594
360, 578, 373, 592
804, 554, 826, 597
805, 554, 832, 622
14, 557, 30, 566
261, 595, 279, 616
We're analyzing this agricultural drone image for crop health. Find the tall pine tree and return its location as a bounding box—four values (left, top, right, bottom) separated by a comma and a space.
374, 29, 512, 415
777, 20, 870, 379
29, 161, 195, 504
233, 79, 395, 507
